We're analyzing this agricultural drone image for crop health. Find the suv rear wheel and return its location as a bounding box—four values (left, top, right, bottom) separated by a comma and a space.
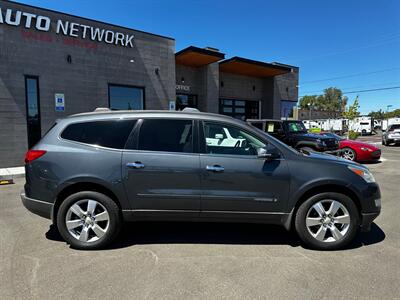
295, 192, 360, 250
56, 191, 121, 250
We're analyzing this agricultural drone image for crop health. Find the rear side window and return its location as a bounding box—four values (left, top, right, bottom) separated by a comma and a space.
61, 119, 136, 149
138, 119, 193, 153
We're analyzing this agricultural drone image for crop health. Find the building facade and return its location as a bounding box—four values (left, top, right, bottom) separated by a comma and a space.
0, 1, 298, 167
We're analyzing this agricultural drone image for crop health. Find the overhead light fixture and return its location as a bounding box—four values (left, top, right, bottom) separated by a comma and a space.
129, 59, 135, 63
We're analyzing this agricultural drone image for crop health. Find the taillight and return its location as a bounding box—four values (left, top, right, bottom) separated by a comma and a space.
25, 150, 47, 164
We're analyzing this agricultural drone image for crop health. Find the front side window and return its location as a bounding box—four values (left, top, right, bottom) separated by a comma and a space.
109, 85, 144, 110
138, 119, 193, 153
61, 119, 137, 149
204, 122, 265, 156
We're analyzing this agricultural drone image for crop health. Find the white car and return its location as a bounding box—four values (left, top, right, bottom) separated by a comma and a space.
382, 124, 400, 146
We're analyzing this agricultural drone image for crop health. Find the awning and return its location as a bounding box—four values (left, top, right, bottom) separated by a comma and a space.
175, 46, 225, 67
219, 57, 292, 77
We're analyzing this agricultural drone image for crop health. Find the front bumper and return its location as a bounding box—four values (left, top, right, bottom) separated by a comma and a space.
360, 211, 380, 232
358, 183, 381, 231
21, 193, 53, 220
387, 137, 400, 143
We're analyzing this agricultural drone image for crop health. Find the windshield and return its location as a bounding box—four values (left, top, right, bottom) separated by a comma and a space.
389, 124, 400, 130
286, 121, 307, 133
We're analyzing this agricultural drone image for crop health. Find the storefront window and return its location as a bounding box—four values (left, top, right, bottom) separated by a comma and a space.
281, 100, 297, 119
109, 85, 144, 110
219, 99, 259, 120
176, 94, 197, 110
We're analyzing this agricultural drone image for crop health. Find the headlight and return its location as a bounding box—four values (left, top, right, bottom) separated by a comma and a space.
348, 166, 375, 183
360, 147, 372, 152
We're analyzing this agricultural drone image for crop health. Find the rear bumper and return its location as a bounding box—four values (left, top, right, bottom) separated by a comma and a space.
21, 192, 53, 220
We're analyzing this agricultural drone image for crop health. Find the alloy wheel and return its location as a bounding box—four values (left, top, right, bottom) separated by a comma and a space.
342, 148, 355, 161
65, 199, 110, 243
305, 200, 351, 243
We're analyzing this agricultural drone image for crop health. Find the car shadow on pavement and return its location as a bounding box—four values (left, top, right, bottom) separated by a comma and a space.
362, 161, 382, 165
45, 222, 385, 251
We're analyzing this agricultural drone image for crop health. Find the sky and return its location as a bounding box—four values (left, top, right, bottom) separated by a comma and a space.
15, 0, 400, 114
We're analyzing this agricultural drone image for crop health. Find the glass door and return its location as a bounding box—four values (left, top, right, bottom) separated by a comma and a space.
219, 99, 259, 120
25, 76, 41, 148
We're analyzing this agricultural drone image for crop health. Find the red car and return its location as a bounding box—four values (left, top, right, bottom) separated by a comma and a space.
320, 132, 381, 162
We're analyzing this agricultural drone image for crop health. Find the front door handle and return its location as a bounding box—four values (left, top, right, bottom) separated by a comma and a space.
126, 162, 145, 169
206, 165, 224, 172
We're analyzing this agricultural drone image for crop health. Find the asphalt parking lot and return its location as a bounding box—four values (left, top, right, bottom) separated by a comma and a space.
1, 146, 399, 299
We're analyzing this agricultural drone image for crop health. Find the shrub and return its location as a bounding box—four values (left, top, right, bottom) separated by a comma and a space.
348, 130, 359, 140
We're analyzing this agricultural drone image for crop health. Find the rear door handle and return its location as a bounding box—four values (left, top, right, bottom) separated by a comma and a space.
206, 165, 224, 172
126, 162, 145, 169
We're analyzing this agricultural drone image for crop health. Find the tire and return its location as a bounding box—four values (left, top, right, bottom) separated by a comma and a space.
382, 139, 386, 146
295, 192, 360, 250
341, 147, 357, 161
56, 191, 121, 250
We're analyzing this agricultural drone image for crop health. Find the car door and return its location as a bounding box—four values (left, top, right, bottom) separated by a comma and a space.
199, 121, 290, 217
121, 118, 201, 217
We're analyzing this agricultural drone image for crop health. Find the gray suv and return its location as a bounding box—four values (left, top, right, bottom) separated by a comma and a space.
21, 110, 381, 250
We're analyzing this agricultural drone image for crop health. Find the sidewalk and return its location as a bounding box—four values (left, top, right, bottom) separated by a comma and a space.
0, 166, 25, 181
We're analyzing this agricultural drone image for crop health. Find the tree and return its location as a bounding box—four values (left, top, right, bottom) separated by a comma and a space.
386, 108, 400, 119
299, 87, 348, 117
368, 108, 400, 119
299, 95, 318, 109
343, 96, 360, 121
368, 109, 385, 120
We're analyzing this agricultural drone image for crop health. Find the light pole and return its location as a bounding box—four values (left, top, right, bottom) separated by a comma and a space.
307, 103, 312, 122
386, 105, 393, 113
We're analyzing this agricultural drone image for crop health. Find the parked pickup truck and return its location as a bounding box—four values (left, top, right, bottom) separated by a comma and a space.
247, 119, 339, 153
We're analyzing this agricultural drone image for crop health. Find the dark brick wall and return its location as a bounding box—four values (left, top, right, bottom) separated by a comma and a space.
0, 0, 175, 167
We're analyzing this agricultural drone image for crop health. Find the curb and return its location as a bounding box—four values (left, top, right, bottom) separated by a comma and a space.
0, 167, 25, 182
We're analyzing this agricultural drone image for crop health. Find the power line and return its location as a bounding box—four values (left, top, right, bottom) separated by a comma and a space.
342, 86, 400, 95
299, 86, 400, 97
288, 32, 400, 63
300, 67, 400, 85
301, 80, 400, 94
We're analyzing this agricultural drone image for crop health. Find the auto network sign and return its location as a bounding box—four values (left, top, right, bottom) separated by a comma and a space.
0, 6, 134, 47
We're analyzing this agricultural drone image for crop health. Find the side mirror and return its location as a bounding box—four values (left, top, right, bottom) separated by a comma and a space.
215, 133, 224, 139
257, 147, 281, 160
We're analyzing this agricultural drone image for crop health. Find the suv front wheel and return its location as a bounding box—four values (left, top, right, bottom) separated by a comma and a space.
57, 191, 121, 250
295, 192, 360, 250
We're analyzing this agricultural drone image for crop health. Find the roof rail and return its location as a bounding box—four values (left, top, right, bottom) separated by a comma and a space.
94, 107, 111, 112
182, 107, 200, 113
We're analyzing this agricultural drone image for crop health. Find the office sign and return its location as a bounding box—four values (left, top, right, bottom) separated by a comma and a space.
55, 93, 65, 112
0, 7, 134, 47
176, 84, 190, 92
